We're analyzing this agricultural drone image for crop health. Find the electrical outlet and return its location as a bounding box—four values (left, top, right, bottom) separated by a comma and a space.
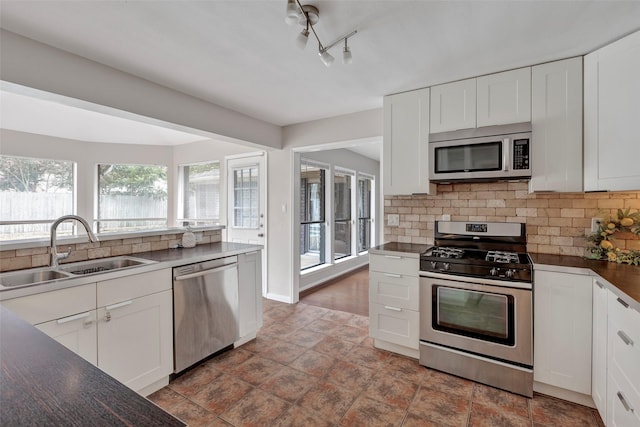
591, 218, 601, 233
442, 214, 451, 221
388, 214, 400, 226
194, 232, 203, 242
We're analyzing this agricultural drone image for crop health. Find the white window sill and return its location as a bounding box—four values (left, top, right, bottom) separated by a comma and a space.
0, 225, 225, 251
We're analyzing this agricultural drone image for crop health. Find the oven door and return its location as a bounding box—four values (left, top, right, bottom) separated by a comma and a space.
420, 273, 532, 367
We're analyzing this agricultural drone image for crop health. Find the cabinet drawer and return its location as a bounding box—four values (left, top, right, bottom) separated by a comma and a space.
608, 363, 640, 427
369, 303, 419, 350
97, 268, 171, 307
1, 284, 96, 325
369, 254, 418, 276
370, 272, 419, 310
608, 294, 640, 398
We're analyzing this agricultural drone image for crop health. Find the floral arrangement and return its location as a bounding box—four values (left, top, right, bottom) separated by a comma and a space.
586, 208, 640, 265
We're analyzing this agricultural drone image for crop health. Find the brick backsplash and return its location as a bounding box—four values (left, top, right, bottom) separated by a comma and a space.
0, 229, 222, 272
384, 182, 640, 257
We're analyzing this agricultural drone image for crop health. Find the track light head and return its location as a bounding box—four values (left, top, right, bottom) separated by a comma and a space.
319, 49, 335, 67
342, 39, 352, 64
296, 27, 309, 50
285, 0, 299, 25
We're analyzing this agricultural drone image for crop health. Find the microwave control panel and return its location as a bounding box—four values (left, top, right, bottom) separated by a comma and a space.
512, 139, 530, 170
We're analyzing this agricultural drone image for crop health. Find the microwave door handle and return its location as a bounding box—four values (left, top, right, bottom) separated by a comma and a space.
502, 138, 510, 171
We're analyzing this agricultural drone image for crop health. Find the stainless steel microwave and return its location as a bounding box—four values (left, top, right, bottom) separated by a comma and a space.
429, 123, 532, 182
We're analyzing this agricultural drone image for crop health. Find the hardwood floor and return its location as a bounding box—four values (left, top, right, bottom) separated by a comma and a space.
299, 266, 369, 317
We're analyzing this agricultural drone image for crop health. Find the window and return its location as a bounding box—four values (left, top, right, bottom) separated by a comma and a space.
97, 163, 167, 233
0, 155, 75, 241
357, 175, 373, 253
300, 161, 327, 270
178, 161, 220, 226
232, 165, 259, 229
334, 170, 353, 261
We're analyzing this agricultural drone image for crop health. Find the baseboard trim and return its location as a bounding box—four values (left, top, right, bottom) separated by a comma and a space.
299, 265, 368, 297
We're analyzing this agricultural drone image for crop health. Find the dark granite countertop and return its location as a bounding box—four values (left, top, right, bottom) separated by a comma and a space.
530, 253, 640, 310
0, 305, 185, 426
136, 241, 263, 265
370, 242, 430, 256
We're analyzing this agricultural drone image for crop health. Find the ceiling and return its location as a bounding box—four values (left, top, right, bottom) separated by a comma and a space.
1, 1, 639, 151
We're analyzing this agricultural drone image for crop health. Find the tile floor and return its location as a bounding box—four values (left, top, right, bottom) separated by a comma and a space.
149, 299, 604, 427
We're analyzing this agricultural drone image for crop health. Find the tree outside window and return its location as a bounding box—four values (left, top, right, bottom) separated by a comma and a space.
0, 155, 75, 240
97, 164, 167, 233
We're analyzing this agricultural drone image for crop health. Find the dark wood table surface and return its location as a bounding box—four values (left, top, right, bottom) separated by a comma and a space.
0, 305, 185, 426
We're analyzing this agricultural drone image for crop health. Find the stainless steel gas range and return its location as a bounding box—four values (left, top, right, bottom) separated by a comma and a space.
419, 221, 533, 397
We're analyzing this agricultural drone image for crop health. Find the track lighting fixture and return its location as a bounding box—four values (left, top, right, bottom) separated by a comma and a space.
285, 0, 357, 67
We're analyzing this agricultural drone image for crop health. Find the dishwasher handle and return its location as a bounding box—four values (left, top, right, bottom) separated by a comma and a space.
174, 263, 237, 281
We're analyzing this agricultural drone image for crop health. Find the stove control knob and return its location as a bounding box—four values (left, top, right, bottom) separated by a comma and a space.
490, 267, 498, 276
430, 261, 437, 269
443, 262, 450, 271
505, 269, 516, 278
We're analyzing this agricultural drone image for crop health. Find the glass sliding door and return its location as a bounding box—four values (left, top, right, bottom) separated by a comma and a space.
334, 171, 352, 261
357, 176, 373, 253
300, 162, 327, 270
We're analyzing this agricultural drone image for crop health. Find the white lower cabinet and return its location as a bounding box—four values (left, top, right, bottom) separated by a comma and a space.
236, 251, 263, 345
36, 310, 98, 365
369, 252, 420, 358
607, 291, 640, 427
97, 290, 173, 393
369, 303, 419, 349
592, 278, 608, 420
534, 269, 593, 394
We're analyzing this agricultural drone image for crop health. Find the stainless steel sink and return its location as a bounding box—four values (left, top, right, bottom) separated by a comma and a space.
0, 256, 156, 289
0, 269, 73, 288
57, 256, 155, 275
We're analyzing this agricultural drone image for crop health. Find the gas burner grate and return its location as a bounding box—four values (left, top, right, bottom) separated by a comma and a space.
431, 247, 465, 259
485, 251, 519, 263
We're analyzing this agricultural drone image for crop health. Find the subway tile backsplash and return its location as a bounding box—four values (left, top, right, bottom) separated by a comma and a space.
0, 230, 222, 272
384, 182, 640, 257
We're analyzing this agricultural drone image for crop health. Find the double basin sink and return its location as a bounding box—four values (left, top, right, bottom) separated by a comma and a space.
0, 256, 156, 289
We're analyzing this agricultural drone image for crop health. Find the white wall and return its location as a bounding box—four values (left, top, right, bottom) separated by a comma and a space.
283, 109, 383, 149
0, 29, 282, 150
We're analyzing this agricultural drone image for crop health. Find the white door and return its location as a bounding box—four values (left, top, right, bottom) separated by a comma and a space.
226, 154, 267, 293
36, 310, 98, 365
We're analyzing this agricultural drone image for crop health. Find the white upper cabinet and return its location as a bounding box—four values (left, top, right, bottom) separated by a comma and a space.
383, 88, 434, 195
530, 57, 583, 192
477, 67, 531, 127
429, 79, 476, 132
584, 30, 640, 191
430, 67, 531, 133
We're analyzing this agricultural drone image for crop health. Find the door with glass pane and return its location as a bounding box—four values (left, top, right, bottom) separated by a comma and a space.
226, 154, 266, 247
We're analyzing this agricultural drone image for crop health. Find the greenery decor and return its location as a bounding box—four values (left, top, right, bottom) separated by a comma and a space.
586, 208, 640, 265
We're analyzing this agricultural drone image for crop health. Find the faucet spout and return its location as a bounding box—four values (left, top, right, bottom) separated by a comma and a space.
50, 215, 99, 268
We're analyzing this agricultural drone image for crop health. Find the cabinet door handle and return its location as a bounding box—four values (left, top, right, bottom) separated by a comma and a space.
595, 280, 604, 289
57, 311, 91, 324
617, 297, 630, 308
384, 305, 402, 312
105, 300, 133, 311
617, 330, 634, 346
383, 273, 402, 278
384, 255, 402, 260
617, 391, 635, 413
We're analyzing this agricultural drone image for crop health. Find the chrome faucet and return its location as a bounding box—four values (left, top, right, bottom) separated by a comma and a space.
50, 215, 99, 268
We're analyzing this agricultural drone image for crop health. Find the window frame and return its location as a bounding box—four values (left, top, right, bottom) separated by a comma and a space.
177, 160, 221, 226
0, 154, 77, 241
96, 162, 169, 234
300, 159, 330, 271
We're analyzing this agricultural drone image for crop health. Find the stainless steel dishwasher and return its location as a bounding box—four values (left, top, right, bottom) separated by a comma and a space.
173, 256, 239, 373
